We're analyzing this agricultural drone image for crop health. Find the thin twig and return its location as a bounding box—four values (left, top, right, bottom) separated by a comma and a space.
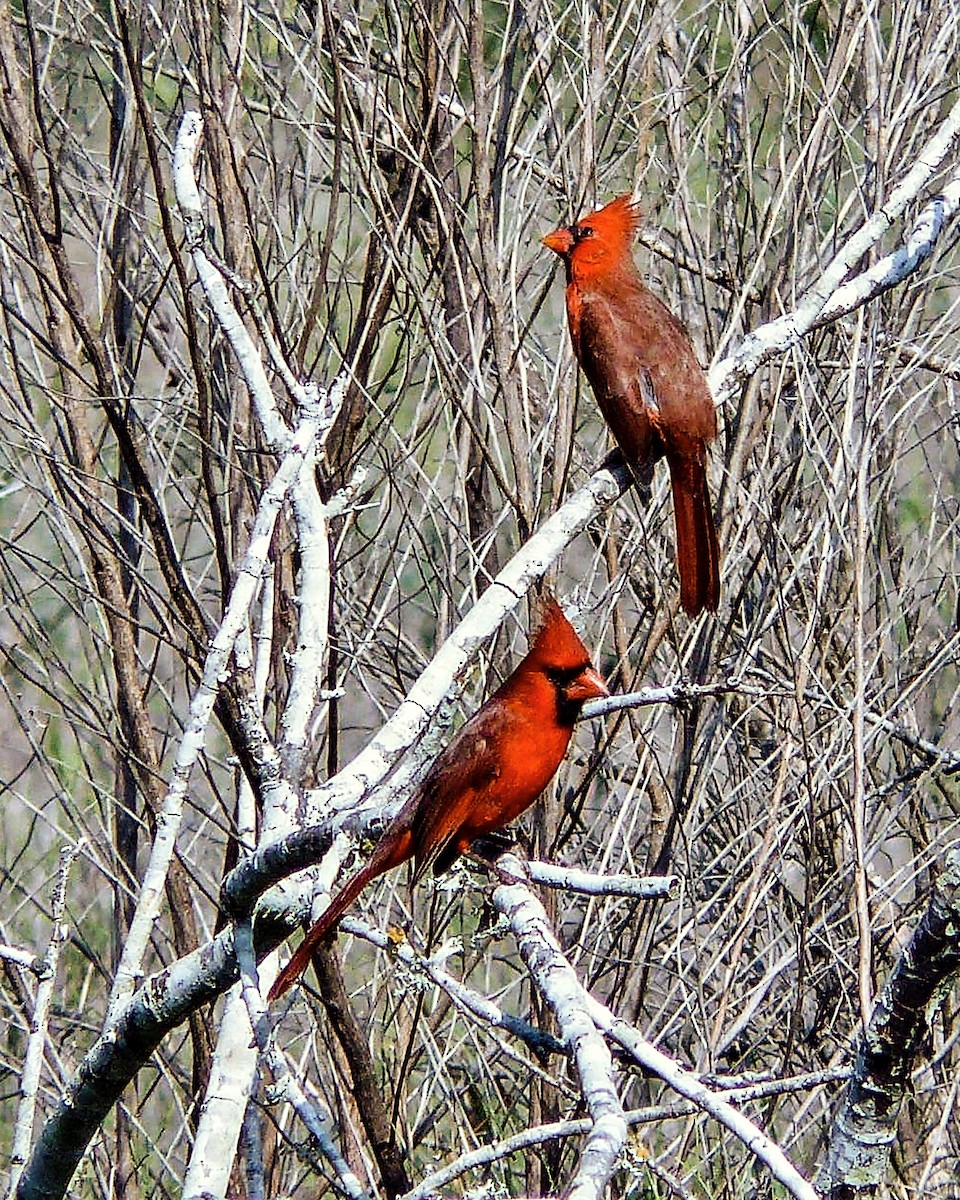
8, 840, 84, 1200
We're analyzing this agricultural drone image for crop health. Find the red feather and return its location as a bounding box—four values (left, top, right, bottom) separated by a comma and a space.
268, 597, 607, 1000
543, 195, 720, 615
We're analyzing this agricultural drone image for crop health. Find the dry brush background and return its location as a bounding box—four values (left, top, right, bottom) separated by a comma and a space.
1, 0, 959, 1196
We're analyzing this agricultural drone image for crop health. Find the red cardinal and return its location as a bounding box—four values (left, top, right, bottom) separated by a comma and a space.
543, 195, 720, 615
269, 597, 608, 999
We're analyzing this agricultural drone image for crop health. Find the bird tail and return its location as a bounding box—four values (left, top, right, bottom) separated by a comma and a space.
668, 452, 720, 617
268, 826, 413, 1000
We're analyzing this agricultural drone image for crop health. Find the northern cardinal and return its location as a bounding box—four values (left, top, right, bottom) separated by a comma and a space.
269, 597, 608, 999
543, 195, 720, 615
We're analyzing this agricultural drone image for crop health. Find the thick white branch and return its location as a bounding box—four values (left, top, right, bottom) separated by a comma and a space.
519, 859, 678, 900
303, 464, 626, 826
710, 92, 960, 405
0, 944, 38, 969
277, 382, 347, 793
105, 417, 316, 1028
172, 113, 291, 454
183, 600, 281, 1200
494, 859, 627, 1200
815, 165, 960, 327
181, 980, 266, 1200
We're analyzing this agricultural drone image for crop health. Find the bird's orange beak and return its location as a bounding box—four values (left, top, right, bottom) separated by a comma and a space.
565, 665, 609, 702
542, 226, 574, 256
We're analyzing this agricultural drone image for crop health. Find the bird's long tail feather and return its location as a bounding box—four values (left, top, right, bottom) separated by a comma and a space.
268, 826, 413, 1000
668, 452, 720, 616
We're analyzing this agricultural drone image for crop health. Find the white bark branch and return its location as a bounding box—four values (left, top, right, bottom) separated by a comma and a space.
234, 922, 365, 1198
815, 164, 960, 327
493, 857, 627, 1200
8, 841, 83, 1200
403, 1067, 851, 1199
172, 113, 291, 454
172, 110, 348, 1198
710, 91, 960, 405
512, 857, 679, 900
0, 945, 40, 969
591, 1009, 818, 1200
302, 462, 628, 828
183, 590, 280, 1200
582, 676, 749, 719
181, 982, 265, 1200
104, 416, 316, 1027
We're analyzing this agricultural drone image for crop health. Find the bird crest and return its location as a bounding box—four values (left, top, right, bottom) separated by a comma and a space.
576, 193, 641, 248
529, 594, 590, 667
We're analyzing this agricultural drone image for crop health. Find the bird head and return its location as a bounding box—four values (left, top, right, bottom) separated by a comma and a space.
542, 194, 641, 281
528, 596, 608, 723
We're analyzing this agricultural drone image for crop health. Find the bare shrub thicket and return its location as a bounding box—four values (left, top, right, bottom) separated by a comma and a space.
1, 0, 959, 1197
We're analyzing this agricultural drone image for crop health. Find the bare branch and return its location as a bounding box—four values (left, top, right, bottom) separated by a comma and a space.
818, 849, 960, 1198
494, 858, 627, 1200
8, 842, 83, 1200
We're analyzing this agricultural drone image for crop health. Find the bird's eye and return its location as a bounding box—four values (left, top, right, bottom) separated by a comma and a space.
547, 665, 585, 687
571, 224, 594, 242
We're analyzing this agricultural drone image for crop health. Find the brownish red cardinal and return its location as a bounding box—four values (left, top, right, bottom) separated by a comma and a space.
543, 194, 720, 615
269, 596, 607, 999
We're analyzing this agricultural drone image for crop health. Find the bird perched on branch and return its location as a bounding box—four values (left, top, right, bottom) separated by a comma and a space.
543, 194, 721, 616
269, 596, 608, 999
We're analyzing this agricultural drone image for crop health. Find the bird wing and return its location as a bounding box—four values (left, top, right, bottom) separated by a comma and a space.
578, 290, 661, 413
408, 711, 505, 886
578, 283, 716, 456
576, 291, 665, 466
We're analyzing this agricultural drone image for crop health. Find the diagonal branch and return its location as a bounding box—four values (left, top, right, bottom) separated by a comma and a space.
493, 861, 627, 1200
710, 91, 960, 406
817, 848, 960, 1199
105, 410, 323, 1025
